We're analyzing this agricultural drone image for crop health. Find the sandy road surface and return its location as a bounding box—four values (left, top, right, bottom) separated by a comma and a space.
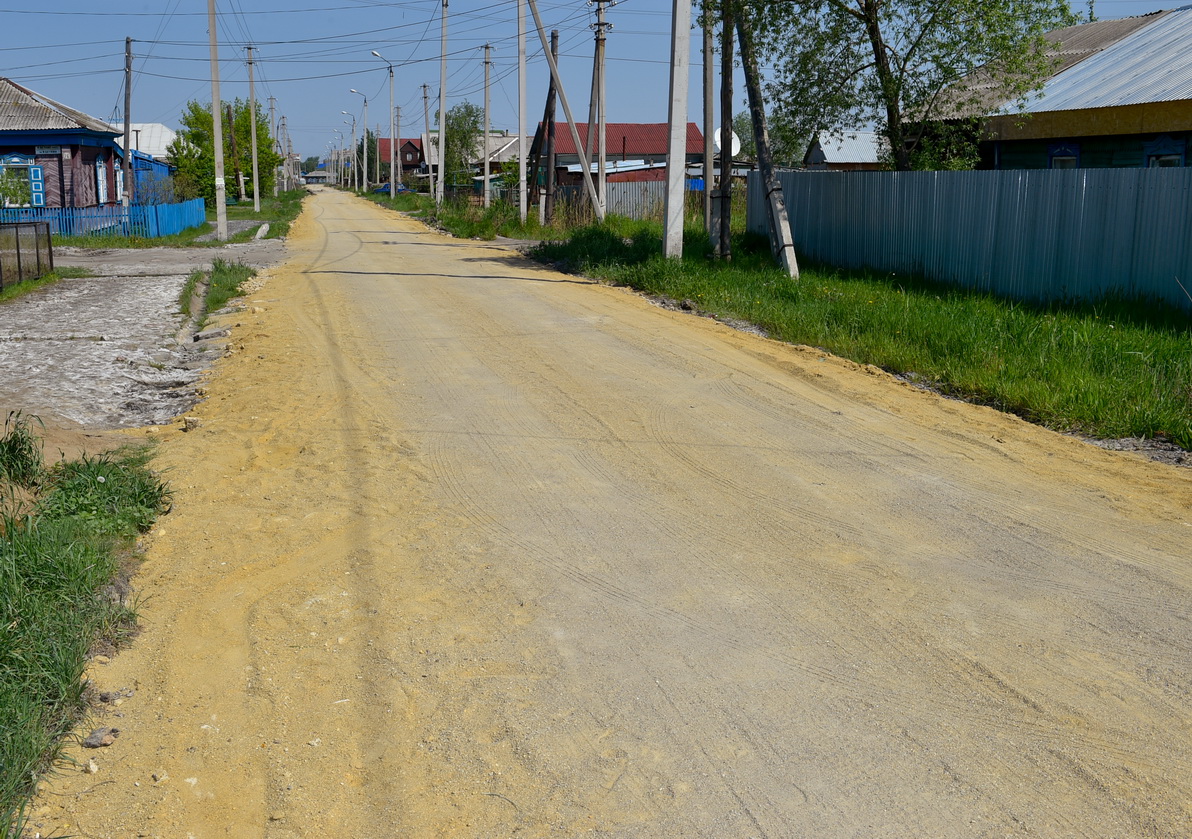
33, 187, 1192, 838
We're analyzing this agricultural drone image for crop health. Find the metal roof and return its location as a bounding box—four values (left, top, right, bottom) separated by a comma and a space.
810, 131, 887, 164
114, 123, 177, 160
548, 123, 704, 157
0, 77, 117, 134
1003, 7, 1192, 113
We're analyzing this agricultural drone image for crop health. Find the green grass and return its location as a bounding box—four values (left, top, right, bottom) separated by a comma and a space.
529, 218, 1192, 449
0, 267, 93, 305
0, 430, 169, 838
202, 259, 256, 324
0, 413, 43, 487
53, 189, 307, 249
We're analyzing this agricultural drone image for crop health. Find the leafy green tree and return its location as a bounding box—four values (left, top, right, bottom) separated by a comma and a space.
732, 111, 756, 161
302, 156, 320, 174
438, 101, 484, 188
167, 99, 283, 204
0, 168, 32, 207
740, 0, 1077, 170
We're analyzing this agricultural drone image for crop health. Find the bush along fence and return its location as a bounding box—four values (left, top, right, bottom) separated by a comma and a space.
748, 167, 1192, 308
0, 221, 53, 290
0, 198, 206, 239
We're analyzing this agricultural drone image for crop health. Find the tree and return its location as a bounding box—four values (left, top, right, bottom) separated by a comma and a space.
438, 101, 484, 189
302, 156, 320, 174
742, 0, 1078, 170
732, 111, 756, 161
167, 99, 283, 204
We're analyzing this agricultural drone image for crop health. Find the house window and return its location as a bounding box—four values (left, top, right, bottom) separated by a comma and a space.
0, 154, 44, 207
1048, 142, 1079, 169
1149, 154, 1183, 168
1143, 134, 1185, 168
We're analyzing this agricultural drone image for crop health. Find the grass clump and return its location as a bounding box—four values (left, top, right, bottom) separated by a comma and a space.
0, 413, 43, 487
204, 259, 256, 320
530, 220, 1192, 449
0, 425, 170, 837
179, 268, 204, 319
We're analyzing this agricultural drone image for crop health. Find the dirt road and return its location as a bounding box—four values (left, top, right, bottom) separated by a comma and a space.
33, 187, 1191, 838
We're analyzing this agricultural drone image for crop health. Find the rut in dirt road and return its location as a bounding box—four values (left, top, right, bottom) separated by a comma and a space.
32, 187, 1192, 839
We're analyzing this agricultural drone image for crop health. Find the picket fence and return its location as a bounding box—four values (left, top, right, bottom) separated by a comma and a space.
0, 198, 206, 239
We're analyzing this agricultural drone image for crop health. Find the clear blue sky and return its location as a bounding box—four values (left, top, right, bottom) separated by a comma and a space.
0, 0, 1177, 161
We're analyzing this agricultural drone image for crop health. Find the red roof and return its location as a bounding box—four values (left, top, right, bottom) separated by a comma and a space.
545, 122, 703, 156
377, 138, 422, 158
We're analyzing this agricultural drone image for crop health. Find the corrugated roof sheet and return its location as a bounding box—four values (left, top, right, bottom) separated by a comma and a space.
0, 77, 118, 134
813, 131, 887, 163
547, 123, 704, 157
1007, 6, 1192, 112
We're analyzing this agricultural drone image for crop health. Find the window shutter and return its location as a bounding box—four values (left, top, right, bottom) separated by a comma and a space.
30, 166, 45, 207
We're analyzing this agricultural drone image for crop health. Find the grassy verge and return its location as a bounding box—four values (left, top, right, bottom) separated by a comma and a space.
179, 268, 204, 319
53, 189, 307, 249
530, 218, 1192, 449
203, 259, 256, 319
0, 267, 93, 305
0, 413, 170, 838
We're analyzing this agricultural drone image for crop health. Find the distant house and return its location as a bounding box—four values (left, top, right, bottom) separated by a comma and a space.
803, 131, 887, 171
536, 122, 704, 168
377, 137, 424, 172
949, 8, 1192, 169
0, 77, 126, 208
115, 123, 177, 161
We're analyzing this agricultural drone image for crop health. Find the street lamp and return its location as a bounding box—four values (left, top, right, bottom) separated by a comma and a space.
350, 88, 368, 190
342, 112, 357, 190
372, 50, 398, 200
334, 131, 344, 185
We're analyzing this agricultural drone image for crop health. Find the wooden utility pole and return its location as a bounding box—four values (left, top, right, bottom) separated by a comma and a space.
718, 0, 734, 259
594, 0, 609, 210
526, 0, 603, 221
736, 10, 798, 278
395, 106, 403, 189
247, 46, 260, 212
422, 84, 434, 198
122, 37, 132, 207
436, 0, 448, 204
518, 0, 527, 222
663, 0, 691, 258
206, 0, 227, 240
269, 96, 279, 197
703, 7, 714, 235
527, 31, 559, 207
544, 30, 558, 222
483, 43, 492, 208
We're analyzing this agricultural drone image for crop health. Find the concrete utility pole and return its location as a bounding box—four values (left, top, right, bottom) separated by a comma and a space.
247, 46, 260, 212
372, 51, 396, 200
736, 10, 798, 278
543, 31, 558, 222
594, 0, 611, 211
436, 0, 448, 204
269, 96, 279, 197
350, 89, 368, 189
718, 0, 734, 260
122, 37, 132, 208
395, 106, 403, 189
207, 0, 227, 240
527, 0, 603, 221
663, 0, 691, 258
422, 85, 434, 198
517, 0, 527, 223
703, 7, 714, 236
483, 43, 491, 208
227, 105, 245, 201
342, 111, 357, 190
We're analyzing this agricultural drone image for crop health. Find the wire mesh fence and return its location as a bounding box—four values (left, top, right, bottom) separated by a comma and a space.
0, 221, 53, 291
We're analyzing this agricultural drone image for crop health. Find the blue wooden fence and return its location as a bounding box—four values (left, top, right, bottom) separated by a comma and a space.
747, 168, 1192, 309
0, 198, 206, 239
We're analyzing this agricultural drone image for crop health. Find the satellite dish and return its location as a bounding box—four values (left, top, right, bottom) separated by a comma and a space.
713, 128, 742, 157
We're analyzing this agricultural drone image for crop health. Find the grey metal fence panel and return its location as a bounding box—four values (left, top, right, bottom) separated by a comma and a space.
0, 222, 53, 290
555, 181, 668, 220
749, 168, 1192, 308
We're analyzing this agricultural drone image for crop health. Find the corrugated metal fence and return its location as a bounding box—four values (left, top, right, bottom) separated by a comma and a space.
0, 198, 206, 239
748, 168, 1192, 307
556, 181, 669, 220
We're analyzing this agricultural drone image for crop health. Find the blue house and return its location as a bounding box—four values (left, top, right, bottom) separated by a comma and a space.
0, 76, 126, 208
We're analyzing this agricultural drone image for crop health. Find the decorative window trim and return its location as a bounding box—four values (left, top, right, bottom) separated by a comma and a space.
1048, 142, 1080, 169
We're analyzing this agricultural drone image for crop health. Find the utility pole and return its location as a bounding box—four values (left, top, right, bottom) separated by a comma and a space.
350, 89, 368, 189
207, 0, 227, 240
663, 0, 691, 258
736, 10, 798, 277
518, 0, 527, 223
227, 104, 245, 201
594, 0, 611, 212
422, 84, 434, 198
247, 46, 260, 212
703, 6, 714, 236
718, 0, 734, 260
437, 0, 448, 204
395, 106, 403, 188
122, 37, 132, 208
373, 51, 396, 199
483, 43, 491, 208
269, 96, 279, 197
543, 30, 558, 222
527, 0, 603, 221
